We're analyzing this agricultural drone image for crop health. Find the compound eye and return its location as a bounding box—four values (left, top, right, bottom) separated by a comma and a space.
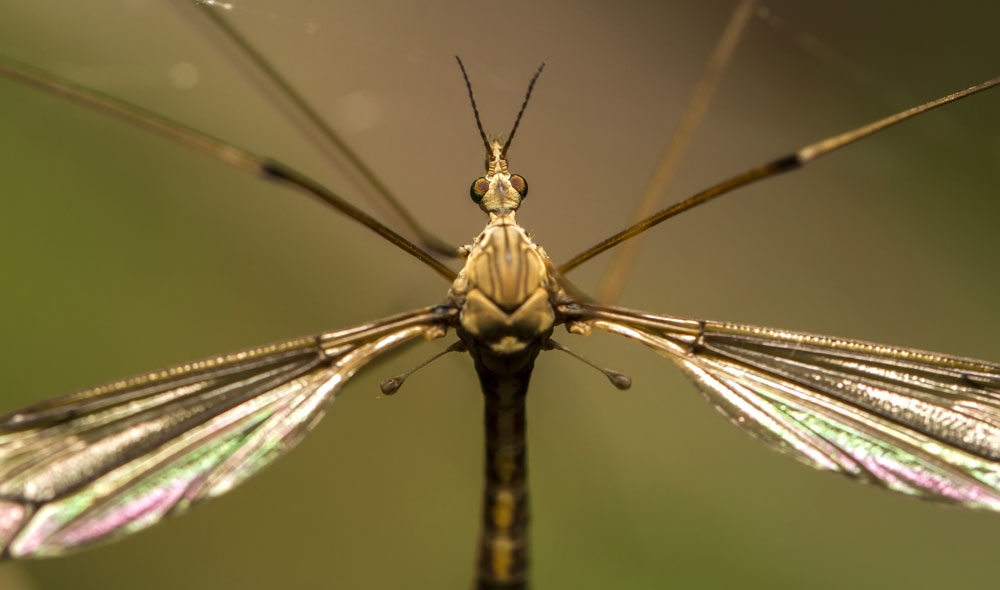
470, 177, 490, 204
509, 174, 528, 198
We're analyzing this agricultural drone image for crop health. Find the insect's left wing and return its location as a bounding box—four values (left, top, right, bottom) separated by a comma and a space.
0, 305, 454, 558
561, 303, 1000, 510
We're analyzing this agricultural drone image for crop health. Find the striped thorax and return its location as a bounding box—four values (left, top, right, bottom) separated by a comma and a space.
451, 140, 559, 375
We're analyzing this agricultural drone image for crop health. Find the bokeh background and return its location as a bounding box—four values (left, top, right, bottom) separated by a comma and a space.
1, 1, 999, 588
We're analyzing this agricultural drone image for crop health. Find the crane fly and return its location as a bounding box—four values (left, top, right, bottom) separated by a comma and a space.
2, 2, 1000, 589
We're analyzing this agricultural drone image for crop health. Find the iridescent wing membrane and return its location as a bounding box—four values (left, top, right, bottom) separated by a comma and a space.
0, 306, 451, 558
566, 303, 1000, 509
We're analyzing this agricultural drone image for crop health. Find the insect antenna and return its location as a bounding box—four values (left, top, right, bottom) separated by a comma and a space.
454, 55, 492, 168
501, 61, 546, 160
455, 57, 546, 170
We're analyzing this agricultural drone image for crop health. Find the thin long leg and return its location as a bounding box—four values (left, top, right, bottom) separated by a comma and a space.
559, 75, 1000, 274
0, 57, 456, 282
172, 1, 460, 258
596, 0, 756, 304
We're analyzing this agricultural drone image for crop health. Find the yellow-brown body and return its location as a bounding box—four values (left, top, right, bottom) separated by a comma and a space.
448, 140, 560, 588
451, 216, 557, 374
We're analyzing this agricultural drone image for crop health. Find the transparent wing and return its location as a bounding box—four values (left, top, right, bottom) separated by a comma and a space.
0, 306, 451, 558
565, 303, 1000, 509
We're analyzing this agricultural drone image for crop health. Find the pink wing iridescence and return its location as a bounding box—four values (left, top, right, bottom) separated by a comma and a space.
0, 307, 448, 558
571, 304, 1000, 509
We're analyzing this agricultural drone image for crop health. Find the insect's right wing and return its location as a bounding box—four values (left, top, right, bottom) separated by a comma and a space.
0, 305, 454, 558
561, 302, 1000, 510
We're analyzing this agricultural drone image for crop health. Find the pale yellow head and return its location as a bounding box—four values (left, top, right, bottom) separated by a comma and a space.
469, 140, 529, 219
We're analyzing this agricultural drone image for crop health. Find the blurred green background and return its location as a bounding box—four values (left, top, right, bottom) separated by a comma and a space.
1, 1, 999, 589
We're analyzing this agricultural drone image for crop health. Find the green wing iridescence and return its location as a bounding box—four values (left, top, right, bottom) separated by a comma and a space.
0, 308, 446, 558
574, 304, 1000, 509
